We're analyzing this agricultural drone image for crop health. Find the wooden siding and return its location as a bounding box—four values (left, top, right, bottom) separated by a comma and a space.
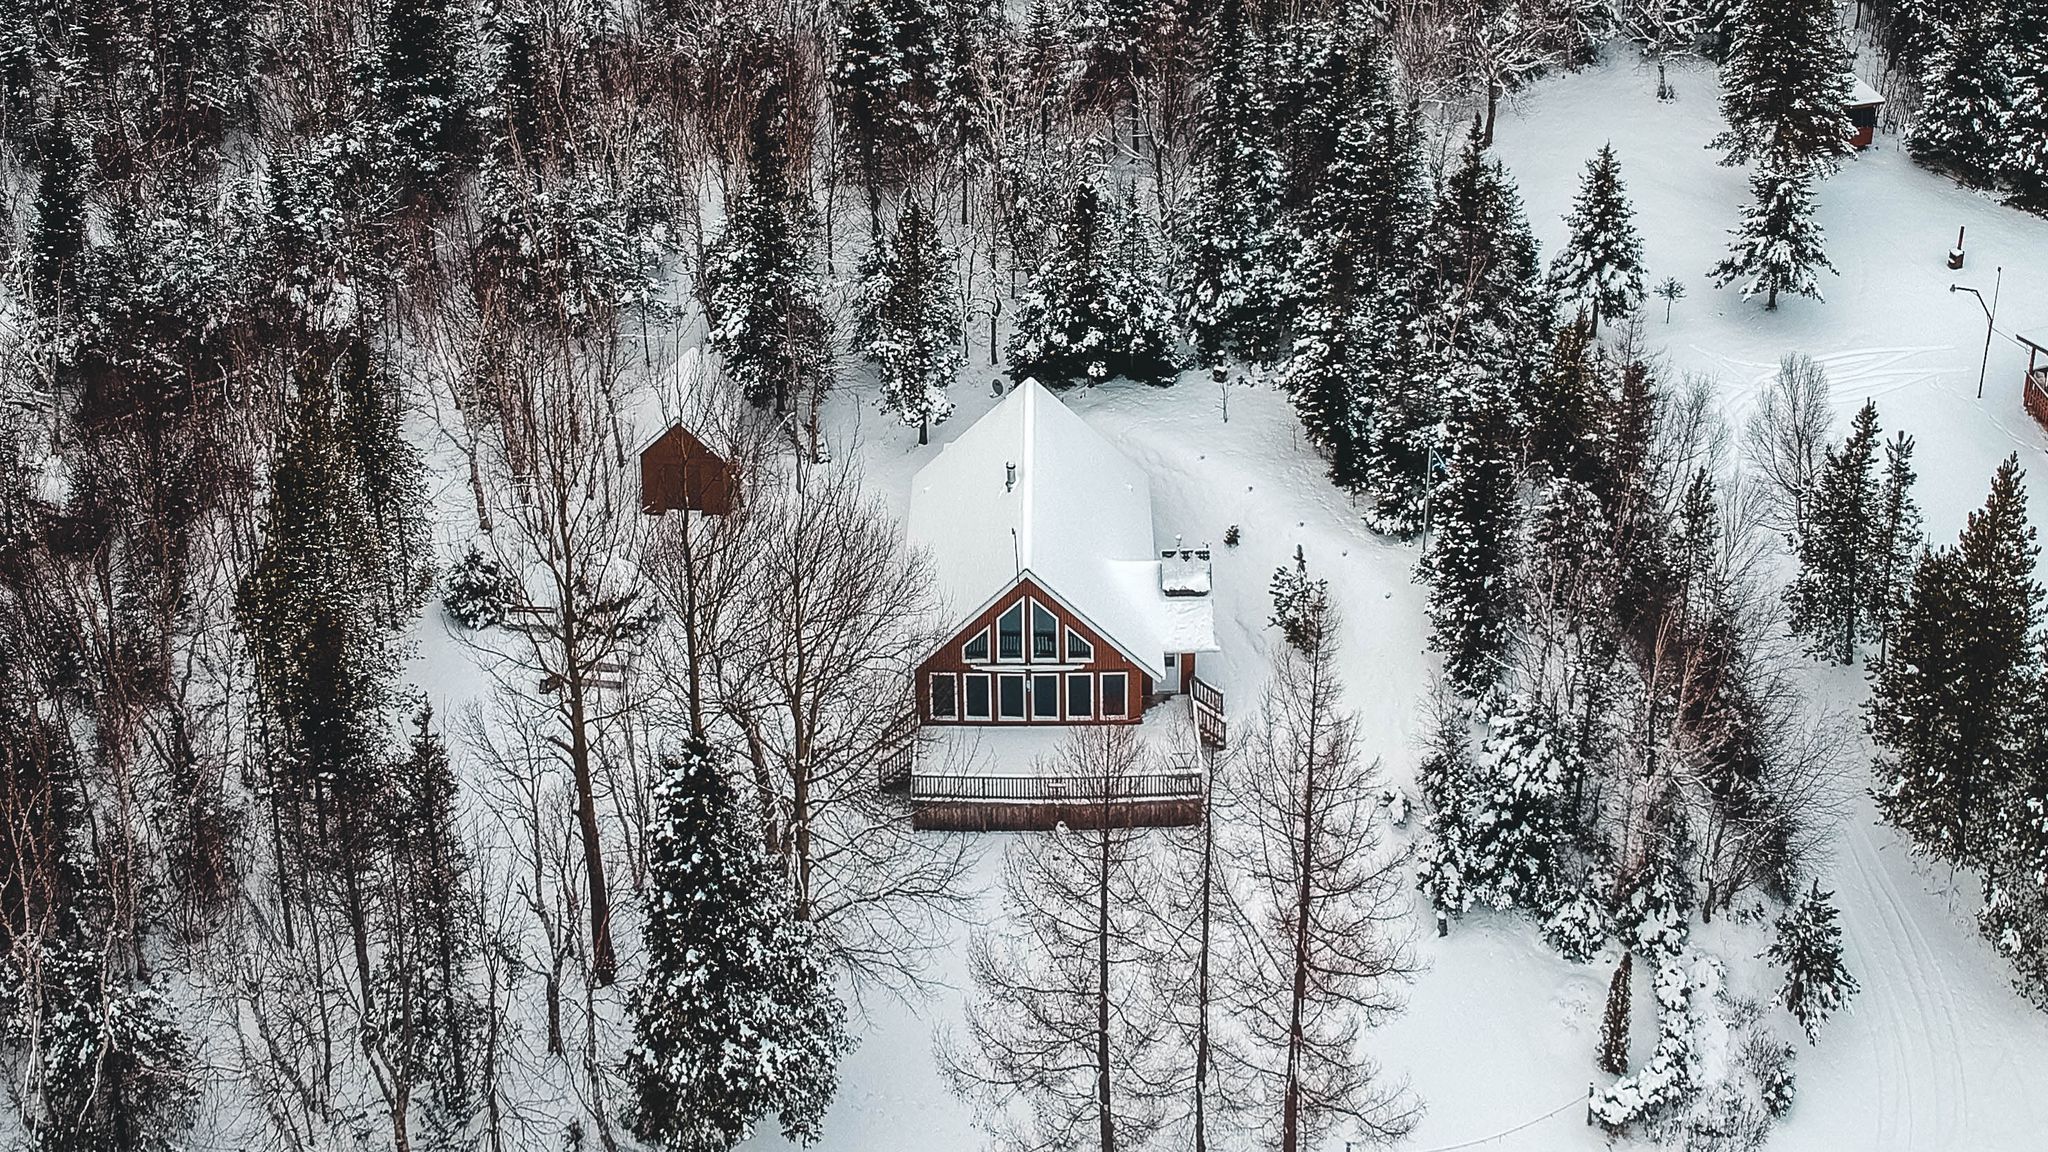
2029, 369, 2048, 434
917, 575, 1154, 726
639, 423, 736, 516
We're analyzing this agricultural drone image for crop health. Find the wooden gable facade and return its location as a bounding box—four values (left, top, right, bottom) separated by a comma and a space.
639, 422, 735, 516
917, 575, 1156, 728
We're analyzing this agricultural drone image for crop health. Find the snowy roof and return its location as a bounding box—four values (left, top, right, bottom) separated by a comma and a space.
907, 379, 1216, 679
1848, 76, 1885, 108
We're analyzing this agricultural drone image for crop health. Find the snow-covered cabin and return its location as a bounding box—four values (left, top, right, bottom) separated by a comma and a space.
1847, 76, 1885, 150
895, 378, 1222, 829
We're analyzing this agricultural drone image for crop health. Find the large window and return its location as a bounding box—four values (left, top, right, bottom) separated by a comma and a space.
1032, 673, 1060, 719
1032, 601, 1059, 660
1066, 673, 1093, 719
1101, 672, 1129, 719
930, 673, 957, 719
964, 674, 992, 720
997, 603, 1024, 661
963, 629, 989, 663
998, 673, 1027, 719
1067, 628, 1093, 662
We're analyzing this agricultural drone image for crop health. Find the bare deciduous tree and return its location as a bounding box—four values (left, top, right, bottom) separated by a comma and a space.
1222, 592, 1417, 1152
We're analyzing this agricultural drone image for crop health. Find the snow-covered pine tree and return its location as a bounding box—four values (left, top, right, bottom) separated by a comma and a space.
1713, 0, 1853, 172
1525, 314, 1612, 486
16, 940, 196, 1150
705, 89, 828, 414
1548, 144, 1647, 334
1979, 656, 2048, 1005
378, 0, 470, 208
1866, 430, 1921, 657
1786, 399, 1881, 664
1907, 3, 2015, 188
1765, 881, 1859, 1042
854, 198, 960, 443
1278, 229, 1370, 488
1421, 120, 1551, 388
626, 741, 849, 1152
1599, 952, 1633, 1075
1179, 0, 1285, 365
1712, 152, 1835, 309
2004, 9, 2048, 212
1008, 181, 1182, 387
373, 707, 482, 1137
29, 100, 88, 308
833, 0, 945, 219
1417, 696, 1582, 919
1270, 544, 1332, 653
1872, 454, 2044, 869
237, 350, 401, 853
1425, 362, 1524, 694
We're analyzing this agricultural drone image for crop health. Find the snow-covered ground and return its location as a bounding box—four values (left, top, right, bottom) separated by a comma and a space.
713, 50, 2048, 1152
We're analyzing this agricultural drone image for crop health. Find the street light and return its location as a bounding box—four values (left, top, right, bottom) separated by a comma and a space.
1951, 265, 2002, 400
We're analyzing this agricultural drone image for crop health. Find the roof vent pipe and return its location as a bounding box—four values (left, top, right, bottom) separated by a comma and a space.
1005, 461, 1017, 492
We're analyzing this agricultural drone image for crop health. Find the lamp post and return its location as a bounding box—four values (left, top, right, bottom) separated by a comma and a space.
1951, 265, 2002, 399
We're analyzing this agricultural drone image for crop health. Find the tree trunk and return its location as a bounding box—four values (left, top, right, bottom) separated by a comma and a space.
1097, 823, 1115, 1152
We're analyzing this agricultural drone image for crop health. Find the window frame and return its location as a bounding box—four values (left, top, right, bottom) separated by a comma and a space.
930, 672, 958, 720
1066, 672, 1094, 719
1066, 628, 1094, 662
1032, 600, 1059, 661
1101, 671, 1129, 719
1031, 672, 1060, 719
962, 628, 990, 663
997, 672, 1028, 720
963, 673, 992, 721
996, 602, 1025, 662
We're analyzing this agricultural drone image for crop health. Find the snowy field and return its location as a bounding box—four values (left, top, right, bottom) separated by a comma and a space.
394, 52, 2048, 1152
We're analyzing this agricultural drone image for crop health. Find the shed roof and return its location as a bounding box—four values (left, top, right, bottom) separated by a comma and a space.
907, 379, 1215, 679
1848, 75, 1885, 108
2018, 330, 2048, 355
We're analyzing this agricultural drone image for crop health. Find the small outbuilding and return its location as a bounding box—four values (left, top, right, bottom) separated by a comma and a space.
2019, 332, 2048, 433
638, 421, 735, 516
1847, 76, 1885, 150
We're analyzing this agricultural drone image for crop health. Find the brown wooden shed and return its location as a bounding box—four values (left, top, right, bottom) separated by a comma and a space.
638, 422, 735, 516
2019, 331, 2048, 433
1847, 76, 1885, 150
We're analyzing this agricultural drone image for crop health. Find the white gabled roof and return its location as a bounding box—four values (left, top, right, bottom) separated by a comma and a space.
1849, 75, 1885, 108
907, 379, 1216, 679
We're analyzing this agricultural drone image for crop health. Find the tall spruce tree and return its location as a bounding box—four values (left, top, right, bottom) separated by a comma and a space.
706, 90, 828, 414
1547, 144, 1647, 334
1787, 400, 1881, 664
1179, 0, 1285, 365
1008, 182, 1181, 388
1713, 0, 1854, 172
833, 0, 945, 222
1421, 121, 1550, 392
30, 101, 88, 309
854, 198, 960, 443
1765, 882, 1859, 1042
626, 742, 849, 1152
1908, 4, 2015, 188
2005, 9, 2048, 212
1872, 454, 2044, 868
380, 0, 470, 207
1713, 153, 1835, 309
1867, 430, 1922, 655
1426, 364, 1523, 693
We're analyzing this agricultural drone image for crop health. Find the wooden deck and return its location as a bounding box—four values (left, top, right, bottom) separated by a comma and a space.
885, 686, 1224, 831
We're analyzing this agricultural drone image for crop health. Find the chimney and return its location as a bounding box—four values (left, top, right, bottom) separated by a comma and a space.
1005, 461, 1016, 492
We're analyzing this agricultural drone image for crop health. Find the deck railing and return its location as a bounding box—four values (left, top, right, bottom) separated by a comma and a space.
910, 768, 1204, 803
1190, 675, 1226, 750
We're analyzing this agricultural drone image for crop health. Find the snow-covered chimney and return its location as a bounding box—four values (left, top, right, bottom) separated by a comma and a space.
1161, 541, 1212, 598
